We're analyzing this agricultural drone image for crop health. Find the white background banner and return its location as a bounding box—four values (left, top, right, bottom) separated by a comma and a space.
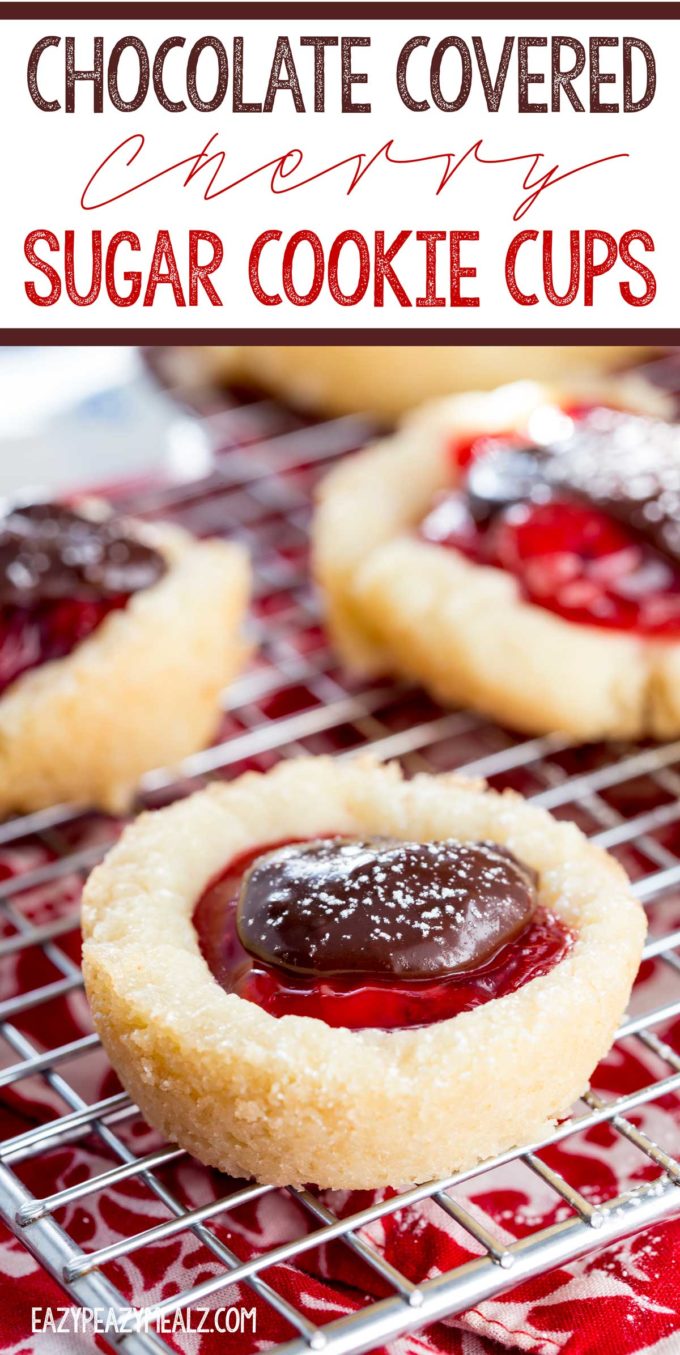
0, 9, 677, 333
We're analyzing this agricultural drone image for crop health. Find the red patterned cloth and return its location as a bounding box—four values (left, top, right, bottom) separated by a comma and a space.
0, 827, 679, 1355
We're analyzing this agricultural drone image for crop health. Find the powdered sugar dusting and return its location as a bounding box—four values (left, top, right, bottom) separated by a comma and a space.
237, 837, 538, 979
546, 407, 680, 564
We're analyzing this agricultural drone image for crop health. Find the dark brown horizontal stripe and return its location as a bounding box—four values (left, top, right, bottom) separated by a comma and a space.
1, 329, 679, 346
2, 4, 676, 17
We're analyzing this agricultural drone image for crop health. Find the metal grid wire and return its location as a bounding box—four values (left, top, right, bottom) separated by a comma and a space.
0, 350, 680, 1353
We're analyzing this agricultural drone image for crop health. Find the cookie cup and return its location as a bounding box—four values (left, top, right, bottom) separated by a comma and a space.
313, 379, 679, 740
82, 757, 645, 1188
0, 518, 250, 814
190, 345, 655, 420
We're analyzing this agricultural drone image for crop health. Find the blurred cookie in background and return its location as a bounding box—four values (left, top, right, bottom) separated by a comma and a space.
184, 345, 656, 421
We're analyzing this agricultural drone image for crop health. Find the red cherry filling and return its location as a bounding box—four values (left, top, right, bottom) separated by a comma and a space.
192, 841, 572, 1031
419, 416, 680, 636
0, 595, 128, 696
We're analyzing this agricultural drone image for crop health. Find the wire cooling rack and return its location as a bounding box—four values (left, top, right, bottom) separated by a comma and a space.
1, 351, 680, 1354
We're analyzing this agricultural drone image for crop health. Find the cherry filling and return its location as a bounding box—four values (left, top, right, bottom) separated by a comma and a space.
0, 596, 131, 695
0, 502, 167, 695
193, 838, 572, 1031
419, 406, 680, 636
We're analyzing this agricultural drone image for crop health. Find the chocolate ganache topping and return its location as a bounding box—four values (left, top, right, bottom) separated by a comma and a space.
466, 407, 680, 567
237, 838, 538, 979
0, 502, 166, 607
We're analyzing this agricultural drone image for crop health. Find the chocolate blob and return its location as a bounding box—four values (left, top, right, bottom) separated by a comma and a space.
465, 407, 680, 567
0, 502, 167, 607
466, 444, 549, 525
236, 837, 538, 979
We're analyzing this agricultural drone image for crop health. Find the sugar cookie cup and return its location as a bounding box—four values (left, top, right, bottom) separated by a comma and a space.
313, 379, 679, 741
82, 758, 645, 1188
0, 519, 250, 814
189, 345, 656, 420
